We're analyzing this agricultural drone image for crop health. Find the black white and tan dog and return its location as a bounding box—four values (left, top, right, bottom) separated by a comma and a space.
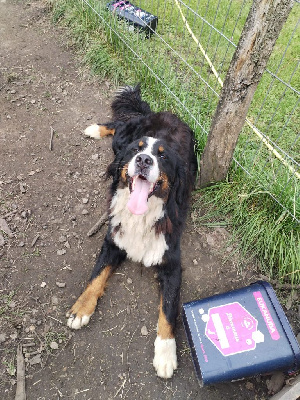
66, 85, 197, 378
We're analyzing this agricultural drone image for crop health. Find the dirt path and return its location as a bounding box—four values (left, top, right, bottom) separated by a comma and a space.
0, 1, 268, 399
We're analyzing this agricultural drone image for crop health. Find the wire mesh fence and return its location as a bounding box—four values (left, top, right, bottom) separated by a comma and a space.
80, 0, 299, 222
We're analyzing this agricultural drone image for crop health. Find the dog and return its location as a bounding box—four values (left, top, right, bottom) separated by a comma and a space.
66, 85, 197, 378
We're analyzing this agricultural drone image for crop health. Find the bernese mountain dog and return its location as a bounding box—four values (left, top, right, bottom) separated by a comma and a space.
66, 85, 198, 379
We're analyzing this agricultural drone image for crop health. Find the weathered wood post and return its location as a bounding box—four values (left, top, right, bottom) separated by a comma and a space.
199, 0, 293, 187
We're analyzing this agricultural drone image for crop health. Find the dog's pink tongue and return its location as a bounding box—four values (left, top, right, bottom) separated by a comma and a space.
127, 177, 151, 215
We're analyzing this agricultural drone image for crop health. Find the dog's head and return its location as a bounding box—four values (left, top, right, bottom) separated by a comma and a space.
109, 135, 187, 216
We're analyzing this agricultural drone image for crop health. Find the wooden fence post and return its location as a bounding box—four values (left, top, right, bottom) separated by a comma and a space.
199, 0, 293, 188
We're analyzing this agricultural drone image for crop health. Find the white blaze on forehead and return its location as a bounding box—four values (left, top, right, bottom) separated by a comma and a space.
127, 137, 159, 183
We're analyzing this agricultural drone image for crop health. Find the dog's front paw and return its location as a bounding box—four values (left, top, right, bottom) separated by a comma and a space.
66, 292, 98, 330
66, 311, 92, 330
153, 336, 177, 379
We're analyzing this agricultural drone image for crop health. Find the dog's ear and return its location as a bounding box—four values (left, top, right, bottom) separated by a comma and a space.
106, 149, 126, 182
175, 160, 189, 207
167, 160, 189, 224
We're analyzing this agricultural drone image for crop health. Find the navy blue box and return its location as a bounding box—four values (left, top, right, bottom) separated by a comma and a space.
182, 281, 300, 386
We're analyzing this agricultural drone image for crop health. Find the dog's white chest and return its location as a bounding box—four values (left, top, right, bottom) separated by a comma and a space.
110, 188, 168, 267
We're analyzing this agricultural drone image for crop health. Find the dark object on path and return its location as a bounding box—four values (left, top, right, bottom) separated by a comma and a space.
183, 281, 300, 386
107, 1, 158, 37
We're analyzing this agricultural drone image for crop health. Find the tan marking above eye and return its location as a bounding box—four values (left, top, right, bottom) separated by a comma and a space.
139, 140, 144, 147
158, 145, 165, 153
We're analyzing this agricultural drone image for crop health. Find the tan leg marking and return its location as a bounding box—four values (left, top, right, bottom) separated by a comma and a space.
153, 296, 177, 378
99, 126, 115, 137
67, 266, 111, 329
157, 296, 174, 340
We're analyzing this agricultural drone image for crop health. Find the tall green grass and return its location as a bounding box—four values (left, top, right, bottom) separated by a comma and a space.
48, 0, 299, 284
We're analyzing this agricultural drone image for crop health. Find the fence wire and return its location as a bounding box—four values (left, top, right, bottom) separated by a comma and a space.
81, 0, 299, 222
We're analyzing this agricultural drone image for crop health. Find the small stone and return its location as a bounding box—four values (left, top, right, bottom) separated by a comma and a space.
20, 182, 26, 193
82, 198, 89, 204
192, 259, 198, 265
10, 333, 18, 340
245, 381, 254, 390
50, 341, 59, 350
64, 241, 70, 248
127, 278, 133, 284
56, 282, 66, 288
267, 371, 285, 394
58, 235, 67, 243
82, 209, 89, 215
40, 281, 47, 288
18, 241, 25, 247
0, 334, 6, 343
141, 325, 148, 336
29, 325, 35, 332
8, 301, 16, 309
57, 249, 66, 256
92, 154, 99, 160
29, 354, 41, 365
51, 296, 59, 305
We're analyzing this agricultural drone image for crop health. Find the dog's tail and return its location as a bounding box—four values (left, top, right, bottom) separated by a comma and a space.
111, 85, 151, 122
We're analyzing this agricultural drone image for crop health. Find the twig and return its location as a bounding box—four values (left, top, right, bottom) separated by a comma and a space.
87, 211, 108, 237
49, 126, 54, 151
3, 210, 18, 219
114, 378, 127, 398
31, 234, 40, 247
15, 345, 26, 400
0, 218, 14, 238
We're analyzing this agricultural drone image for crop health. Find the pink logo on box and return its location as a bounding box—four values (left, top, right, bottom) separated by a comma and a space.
203, 302, 264, 356
253, 291, 280, 340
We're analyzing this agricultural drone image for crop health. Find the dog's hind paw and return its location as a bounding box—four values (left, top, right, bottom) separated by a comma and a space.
153, 336, 177, 379
84, 124, 101, 139
84, 124, 115, 139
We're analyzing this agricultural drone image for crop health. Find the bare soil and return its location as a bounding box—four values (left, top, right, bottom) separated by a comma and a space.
0, 1, 285, 399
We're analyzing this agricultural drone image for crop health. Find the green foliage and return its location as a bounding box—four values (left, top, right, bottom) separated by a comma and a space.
193, 180, 300, 284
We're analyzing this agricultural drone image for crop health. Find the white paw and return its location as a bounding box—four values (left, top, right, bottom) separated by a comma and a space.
66, 313, 91, 330
153, 336, 177, 379
84, 124, 101, 139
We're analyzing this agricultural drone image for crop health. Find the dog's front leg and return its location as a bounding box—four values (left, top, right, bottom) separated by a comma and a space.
153, 260, 181, 379
67, 234, 126, 330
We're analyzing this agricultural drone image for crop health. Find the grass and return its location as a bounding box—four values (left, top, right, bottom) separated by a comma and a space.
192, 179, 300, 284
47, 0, 299, 284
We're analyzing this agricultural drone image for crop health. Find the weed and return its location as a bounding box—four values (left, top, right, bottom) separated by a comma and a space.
45, 331, 67, 353
3, 358, 16, 377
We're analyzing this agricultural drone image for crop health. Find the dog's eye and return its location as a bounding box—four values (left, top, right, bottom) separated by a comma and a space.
133, 148, 139, 153
159, 153, 167, 160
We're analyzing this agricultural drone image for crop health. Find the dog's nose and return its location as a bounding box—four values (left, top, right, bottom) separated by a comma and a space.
135, 153, 153, 167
